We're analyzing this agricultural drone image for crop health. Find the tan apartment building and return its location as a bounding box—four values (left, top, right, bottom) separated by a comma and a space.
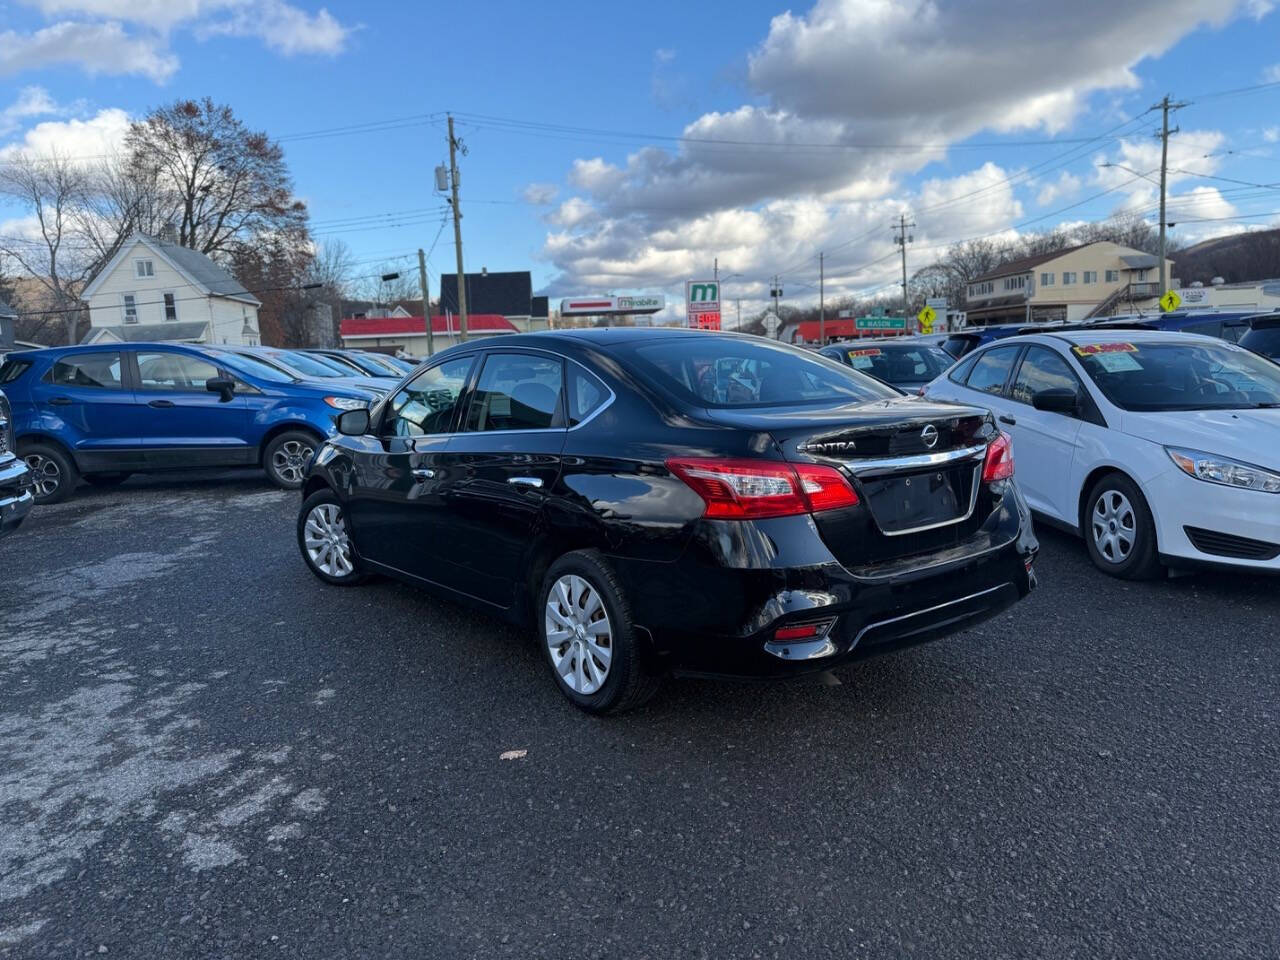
964, 241, 1175, 325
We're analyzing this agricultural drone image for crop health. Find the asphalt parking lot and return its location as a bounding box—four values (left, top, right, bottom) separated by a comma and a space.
2, 472, 1278, 959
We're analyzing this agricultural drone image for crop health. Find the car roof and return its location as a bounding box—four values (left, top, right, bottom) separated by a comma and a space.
6, 341, 219, 360
825, 338, 944, 348
1005, 328, 1223, 347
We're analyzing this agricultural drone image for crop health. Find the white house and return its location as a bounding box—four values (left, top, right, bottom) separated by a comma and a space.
81, 234, 261, 346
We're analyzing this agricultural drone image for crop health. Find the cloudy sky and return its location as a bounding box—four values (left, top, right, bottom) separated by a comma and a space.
2, 0, 1279, 318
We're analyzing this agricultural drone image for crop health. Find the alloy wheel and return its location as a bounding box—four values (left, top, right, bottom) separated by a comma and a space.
1091, 490, 1136, 564
303, 502, 355, 578
272, 439, 314, 485
545, 574, 613, 695
23, 453, 60, 498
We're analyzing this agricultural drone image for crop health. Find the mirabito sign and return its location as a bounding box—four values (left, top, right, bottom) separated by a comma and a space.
559, 295, 665, 316
685, 280, 721, 330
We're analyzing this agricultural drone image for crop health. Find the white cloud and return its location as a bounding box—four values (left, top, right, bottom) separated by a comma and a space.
1036, 171, 1082, 206
538, 0, 1267, 303
521, 182, 559, 205
1264, 63, 1280, 82
0, 86, 59, 137
1263, 127, 1280, 143
0, 107, 131, 164
200, 0, 350, 55
1094, 128, 1228, 213
0, 21, 178, 82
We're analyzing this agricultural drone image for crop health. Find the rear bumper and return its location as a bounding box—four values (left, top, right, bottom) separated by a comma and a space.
615, 483, 1038, 679
0, 454, 34, 536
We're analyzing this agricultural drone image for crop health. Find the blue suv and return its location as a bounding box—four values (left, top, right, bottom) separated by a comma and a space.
0, 342, 384, 504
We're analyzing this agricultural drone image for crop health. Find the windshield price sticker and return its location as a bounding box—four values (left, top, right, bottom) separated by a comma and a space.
848, 348, 882, 358
1093, 352, 1143, 373
1073, 342, 1138, 357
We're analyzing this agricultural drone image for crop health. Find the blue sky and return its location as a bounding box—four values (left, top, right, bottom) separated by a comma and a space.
2, 0, 1279, 319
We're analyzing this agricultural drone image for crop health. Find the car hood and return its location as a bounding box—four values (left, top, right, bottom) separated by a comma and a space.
277, 379, 380, 402
1121, 408, 1280, 467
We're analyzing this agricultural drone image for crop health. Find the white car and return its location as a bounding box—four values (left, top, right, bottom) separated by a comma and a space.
924, 329, 1280, 578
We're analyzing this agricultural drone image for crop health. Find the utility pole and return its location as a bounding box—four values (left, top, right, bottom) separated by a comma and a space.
772, 275, 781, 320
447, 114, 469, 341
417, 248, 434, 358
736, 298, 741, 331
1153, 95, 1188, 298
819, 253, 825, 346
713, 257, 718, 283
893, 213, 915, 324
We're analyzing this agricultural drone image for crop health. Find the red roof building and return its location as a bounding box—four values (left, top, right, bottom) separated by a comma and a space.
339, 314, 518, 357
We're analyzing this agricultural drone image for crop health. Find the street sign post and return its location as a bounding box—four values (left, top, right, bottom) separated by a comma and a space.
917, 304, 937, 333
1160, 289, 1182, 312
855, 316, 907, 332
686, 280, 721, 330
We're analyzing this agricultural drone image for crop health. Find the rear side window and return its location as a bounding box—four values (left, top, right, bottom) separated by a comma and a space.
1241, 326, 1280, 358
46, 352, 124, 389
465, 353, 564, 431
383, 355, 474, 437
1184, 320, 1221, 338
964, 346, 1019, 395
947, 353, 978, 385
567, 363, 609, 426
0, 359, 32, 384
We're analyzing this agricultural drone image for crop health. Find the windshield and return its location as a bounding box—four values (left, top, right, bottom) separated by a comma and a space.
1073, 340, 1280, 411
318, 353, 369, 375
353, 352, 407, 376
837, 343, 953, 382
1241, 326, 1280, 359
210, 352, 294, 383
624, 336, 898, 408
266, 350, 345, 378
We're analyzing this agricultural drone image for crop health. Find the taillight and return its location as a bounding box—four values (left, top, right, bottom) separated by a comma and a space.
982, 431, 1014, 483
666, 458, 859, 520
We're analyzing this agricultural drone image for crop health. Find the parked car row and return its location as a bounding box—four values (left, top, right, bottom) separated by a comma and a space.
0, 343, 408, 504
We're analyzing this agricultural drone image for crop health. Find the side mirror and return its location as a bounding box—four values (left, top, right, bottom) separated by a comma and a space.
205, 376, 235, 402
336, 408, 371, 436
1032, 387, 1079, 414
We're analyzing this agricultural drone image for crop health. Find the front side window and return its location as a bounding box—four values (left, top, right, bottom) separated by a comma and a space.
623, 337, 896, 409
136, 351, 220, 391
382, 355, 474, 437
465, 353, 565, 431
1011, 347, 1082, 408
123, 294, 138, 323
964, 346, 1020, 396
1074, 340, 1280, 411
163, 293, 178, 321
47, 352, 123, 389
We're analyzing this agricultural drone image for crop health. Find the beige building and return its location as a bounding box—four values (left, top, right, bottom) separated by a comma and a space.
81, 234, 261, 346
965, 241, 1175, 325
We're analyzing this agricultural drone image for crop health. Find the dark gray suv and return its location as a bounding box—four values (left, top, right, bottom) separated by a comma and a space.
0, 386, 34, 536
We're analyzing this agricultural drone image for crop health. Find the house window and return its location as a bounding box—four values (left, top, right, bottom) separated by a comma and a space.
135, 259, 154, 278
1002, 276, 1025, 291
1062, 272, 1076, 285
1105, 270, 1120, 283
1083, 271, 1097, 284
163, 293, 178, 321
1040, 272, 1055, 286
123, 294, 138, 323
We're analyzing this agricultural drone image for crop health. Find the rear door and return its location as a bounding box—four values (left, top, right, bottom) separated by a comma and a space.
432, 350, 568, 608
130, 348, 252, 467
30, 350, 140, 470
345, 353, 475, 583
1005, 345, 1086, 520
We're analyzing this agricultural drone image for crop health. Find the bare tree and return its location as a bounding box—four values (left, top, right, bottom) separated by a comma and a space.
0, 151, 99, 344
353, 263, 418, 306
125, 98, 308, 257
304, 239, 355, 343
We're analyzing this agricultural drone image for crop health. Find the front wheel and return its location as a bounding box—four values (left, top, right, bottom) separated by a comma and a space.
1083, 473, 1162, 580
21, 442, 78, 505
297, 489, 368, 585
264, 430, 320, 490
540, 550, 660, 714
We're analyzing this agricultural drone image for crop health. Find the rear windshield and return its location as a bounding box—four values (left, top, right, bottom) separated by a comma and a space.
1241, 326, 1280, 359
837, 344, 953, 382
270, 351, 344, 378
1073, 340, 1280, 411
941, 335, 976, 357
623, 337, 897, 408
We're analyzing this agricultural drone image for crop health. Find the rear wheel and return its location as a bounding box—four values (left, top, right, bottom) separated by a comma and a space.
297, 489, 368, 585
20, 441, 78, 505
84, 472, 131, 487
1083, 473, 1162, 580
540, 550, 659, 714
264, 430, 320, 490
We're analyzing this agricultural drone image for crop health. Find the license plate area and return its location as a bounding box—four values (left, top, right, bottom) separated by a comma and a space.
860, 463, 980, 536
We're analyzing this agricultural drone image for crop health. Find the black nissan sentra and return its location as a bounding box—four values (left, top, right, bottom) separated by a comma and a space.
296, 329, 1038, 713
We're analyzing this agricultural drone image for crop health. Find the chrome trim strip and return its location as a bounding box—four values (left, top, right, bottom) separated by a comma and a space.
838, 442, 987, 477
877, 463, 982, 538
852, 583, 1010, 647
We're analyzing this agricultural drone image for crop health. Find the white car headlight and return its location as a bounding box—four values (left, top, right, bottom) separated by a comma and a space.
1166, 446, 1280, 494
324, 395, 368, 411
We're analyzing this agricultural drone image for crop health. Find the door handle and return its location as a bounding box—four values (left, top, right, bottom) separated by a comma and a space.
148, 399, 176, 408
998, 415, 1016, 426
411, 468, 435, 481
508, 476, 543, 489
48, 396, 72, 406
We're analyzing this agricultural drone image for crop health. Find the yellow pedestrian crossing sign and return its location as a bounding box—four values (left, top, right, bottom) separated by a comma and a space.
916, 304, 937, 332
1159, 289, 1181, 312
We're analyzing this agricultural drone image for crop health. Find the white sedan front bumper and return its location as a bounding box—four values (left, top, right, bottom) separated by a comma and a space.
1147, 467, 1280, 571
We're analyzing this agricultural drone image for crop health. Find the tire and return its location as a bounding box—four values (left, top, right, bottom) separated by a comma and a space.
1083, 473, 1162, 580
264, 429, 321, 490
20, 441, 78, 505
297, 489, 369, 586
83, 472, 131, 487
539, 550, 660, 715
